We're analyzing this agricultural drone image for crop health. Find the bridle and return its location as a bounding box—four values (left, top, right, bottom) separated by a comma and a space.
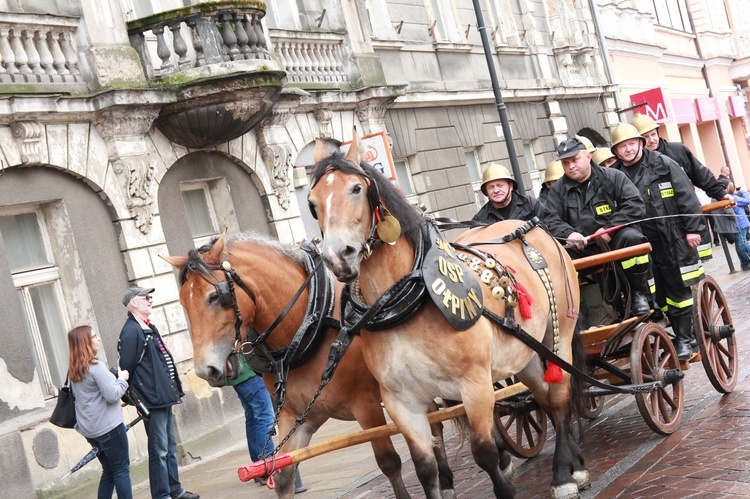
309, 165, 387, 257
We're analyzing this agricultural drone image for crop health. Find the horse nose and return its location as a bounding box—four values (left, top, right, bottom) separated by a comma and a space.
342, 245, 358, 259
198, 364, 226, 387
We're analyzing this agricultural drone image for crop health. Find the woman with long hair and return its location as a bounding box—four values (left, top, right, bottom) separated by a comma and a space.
68, 325, 132, 499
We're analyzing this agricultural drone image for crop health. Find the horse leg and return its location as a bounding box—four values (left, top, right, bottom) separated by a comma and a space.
427, 401, 456, 499
382, 395, 443, 499
461, 382, 515, 498
492, 419, 515, 480
352, 404, 410, 499
517, 357, 587, 498
273, 412, 323, 498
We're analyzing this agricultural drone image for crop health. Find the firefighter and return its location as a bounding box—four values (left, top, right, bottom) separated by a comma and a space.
543, 137, 652, 317
631, 114, 734, 260
610, 123, 705, 360
472, 162, 544, 224
592, 147, 616, 168
539, 160, 564, 203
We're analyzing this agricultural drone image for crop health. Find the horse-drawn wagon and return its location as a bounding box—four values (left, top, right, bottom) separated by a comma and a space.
165, 135, 736, 497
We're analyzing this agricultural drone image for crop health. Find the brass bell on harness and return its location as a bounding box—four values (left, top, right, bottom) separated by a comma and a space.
498, 275, 510, 287
506, 295, 518, 308
485, 258, 496, 269
222, 260, 232, 271
377, 210, 401, 244
492, 286, 505, 299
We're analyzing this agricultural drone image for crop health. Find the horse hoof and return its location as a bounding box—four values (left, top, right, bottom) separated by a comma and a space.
573, 469, 591, 490
501, 460, 515, 480
550, 482, 580, 499
440, 489, 457, 499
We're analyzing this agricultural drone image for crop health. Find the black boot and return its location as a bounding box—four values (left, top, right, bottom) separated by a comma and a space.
626, 270, 652, 316
670, 314, 694, 361
631, 291, 650, 316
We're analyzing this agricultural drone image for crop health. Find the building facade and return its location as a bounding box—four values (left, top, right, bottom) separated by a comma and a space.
0, 0, 614, 496
597, 0, 750, 187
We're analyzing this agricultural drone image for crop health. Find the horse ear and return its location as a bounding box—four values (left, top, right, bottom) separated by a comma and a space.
313, 138, 328, 164
345, 127, 360, 165
205, 229, 227, 263
161, 255, 188, 269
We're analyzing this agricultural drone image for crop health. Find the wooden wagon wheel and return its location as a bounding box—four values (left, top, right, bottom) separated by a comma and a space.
493, 377, 547, 458
630, 323, 684, 435
692, 275, 737, 393
582, 391, 605, 419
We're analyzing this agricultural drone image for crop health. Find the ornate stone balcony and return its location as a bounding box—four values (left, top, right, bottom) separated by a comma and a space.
269, 29, 348, 85
126, 0, 284, 148
0, 12, 85, 92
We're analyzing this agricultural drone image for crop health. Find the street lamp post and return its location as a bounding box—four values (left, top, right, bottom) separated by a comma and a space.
471, 0, 525, 193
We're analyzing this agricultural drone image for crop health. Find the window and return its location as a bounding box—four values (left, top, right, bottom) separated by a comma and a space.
366, 0, 396, 39
523, 142, 541, 196
651, 0, 690, 31
394, 158, 417, 201
705, 0, 729, 31
465, 150, 485, 208
0, 209, 70, 397
425, 0, 463, 43
181, 182, 219, 248
486, 0, 508, 44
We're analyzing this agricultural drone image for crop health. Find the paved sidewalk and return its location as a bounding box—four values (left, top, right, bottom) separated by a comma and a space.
134, 247, 750, 498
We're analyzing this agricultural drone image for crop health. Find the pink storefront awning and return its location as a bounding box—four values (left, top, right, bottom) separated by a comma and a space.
728, 95, 746, 118
695, 97, 720, 122
671, 98, 697, 124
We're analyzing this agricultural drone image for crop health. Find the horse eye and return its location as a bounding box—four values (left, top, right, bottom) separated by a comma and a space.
208, 292, 219, 304
308, 201, 318, 220
352, 184, 362, 194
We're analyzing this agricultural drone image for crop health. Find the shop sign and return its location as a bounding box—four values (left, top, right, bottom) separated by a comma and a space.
728, 95, 746, 118
671, 99, 697, 124
630, 87, 672, 122
340, 131, 397, 184
695, 97, 720, 122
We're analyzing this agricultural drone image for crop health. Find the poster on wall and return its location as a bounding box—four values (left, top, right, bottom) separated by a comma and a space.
340, 131, 398, 186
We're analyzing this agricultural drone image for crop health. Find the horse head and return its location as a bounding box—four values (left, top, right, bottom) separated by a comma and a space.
162, 231, 248, 387
308, 132, 421, 283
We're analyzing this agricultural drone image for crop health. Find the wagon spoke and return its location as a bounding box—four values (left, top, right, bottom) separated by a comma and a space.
659, 388, 678, 410
657, 392, 673, 422
504, 413, 518, 431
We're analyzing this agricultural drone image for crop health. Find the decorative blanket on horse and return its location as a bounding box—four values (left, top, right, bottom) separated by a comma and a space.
423, 226, 483, 330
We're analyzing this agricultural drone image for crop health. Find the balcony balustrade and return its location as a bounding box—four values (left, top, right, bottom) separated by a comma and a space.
0, 13, 81, 85
269, 29, 347, 84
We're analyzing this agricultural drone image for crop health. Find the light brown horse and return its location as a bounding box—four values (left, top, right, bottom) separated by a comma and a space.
163, 232, 457, 498
307, 136, 588, 498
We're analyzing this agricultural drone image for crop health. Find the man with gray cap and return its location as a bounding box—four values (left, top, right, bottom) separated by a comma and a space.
543, 137, 653, 317
118, 287, 199, 499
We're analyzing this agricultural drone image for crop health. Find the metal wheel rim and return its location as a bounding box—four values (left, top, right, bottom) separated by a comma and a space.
692, 275, 738, 393
631, 323, 684, 435
494, 377, 547, 459
582, 393, 605, 419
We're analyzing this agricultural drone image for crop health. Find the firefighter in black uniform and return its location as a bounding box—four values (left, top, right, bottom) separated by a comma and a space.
543, 137, 652, 317
473, 162, 544, 224
610, 123, 705, 360
538, 160, 564, 204
631, 114, 734, 260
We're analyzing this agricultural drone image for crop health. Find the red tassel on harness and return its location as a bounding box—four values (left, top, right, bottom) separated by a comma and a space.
515, 281, 533, 320
544, 362, 564, 383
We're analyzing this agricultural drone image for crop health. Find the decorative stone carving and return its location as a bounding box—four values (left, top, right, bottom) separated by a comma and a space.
95, 109, 158, 140
261, 144, 292, 210
355, 105, 388, 135
112, 155, 155, 234
314, 109, 333, 139
11, 121, 44, 164
261, 107, 293, 127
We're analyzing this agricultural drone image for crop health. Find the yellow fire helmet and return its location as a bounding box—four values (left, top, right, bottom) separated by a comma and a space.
610, 123, 645, 154
543, 160, 564, 184
591, 147, 615, 165
480, 162, 515, 195
631, 114, 659, 135
575, 135, 596, 153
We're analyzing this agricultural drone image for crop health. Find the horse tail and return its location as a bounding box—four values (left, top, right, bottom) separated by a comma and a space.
568, 316, 589, 439
442, 399, 471, 451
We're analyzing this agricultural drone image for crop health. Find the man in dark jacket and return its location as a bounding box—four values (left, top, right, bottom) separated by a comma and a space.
119, 286, 199, 499
473, 162, 544, 224
632, 114, 733, 260
543, 137, 652, 317
611, 124, 705, 360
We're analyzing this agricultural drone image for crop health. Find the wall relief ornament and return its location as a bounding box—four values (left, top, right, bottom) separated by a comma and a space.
94, 110, 158, 140
261, 144, 292, 210
313, 109, 333, 139
11, 121, 44, 165
355, 105, 388, 135
112, 155, 155, 234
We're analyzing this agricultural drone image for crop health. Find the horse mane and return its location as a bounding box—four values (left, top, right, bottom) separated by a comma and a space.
177, 231, 305, 285
311, 152, 425, 247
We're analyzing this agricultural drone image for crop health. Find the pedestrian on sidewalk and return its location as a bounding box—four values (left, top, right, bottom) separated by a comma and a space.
227, 354, 306, 493
118, 286, 199, 499
727, 182, 750, 271
68, 325, 132, 499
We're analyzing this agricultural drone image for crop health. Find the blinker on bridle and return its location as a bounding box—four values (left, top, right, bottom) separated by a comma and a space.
309, 165, 401, 256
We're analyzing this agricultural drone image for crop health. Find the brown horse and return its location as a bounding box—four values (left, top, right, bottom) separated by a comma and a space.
163, 232, 458, 498
307, 137, 588, 498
